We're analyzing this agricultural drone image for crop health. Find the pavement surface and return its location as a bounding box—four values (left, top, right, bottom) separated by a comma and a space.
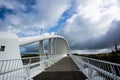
33, 56, 87, 80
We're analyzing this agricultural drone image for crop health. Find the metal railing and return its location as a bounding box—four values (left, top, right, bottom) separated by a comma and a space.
71, 55, 120, 80
0, 54, 64, 80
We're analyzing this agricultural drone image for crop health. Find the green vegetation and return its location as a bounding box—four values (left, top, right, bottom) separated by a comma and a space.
73, 44, 120, 64
21, 54, 39, 58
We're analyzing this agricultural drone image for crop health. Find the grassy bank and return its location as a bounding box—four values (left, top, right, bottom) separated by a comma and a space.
73, 52, 120, 64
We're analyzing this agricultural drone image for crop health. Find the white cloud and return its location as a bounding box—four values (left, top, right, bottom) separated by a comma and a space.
0, 0, 71, 36
1, 0, 120, 50
60, 0, 120, 49
71, 48, 111, 54
33, 0, 71, 29
0, 0, 26, 11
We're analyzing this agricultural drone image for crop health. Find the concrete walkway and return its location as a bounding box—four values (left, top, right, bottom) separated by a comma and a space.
33, 56, 86, 80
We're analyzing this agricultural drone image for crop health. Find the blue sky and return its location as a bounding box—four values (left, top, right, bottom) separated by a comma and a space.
48, 0, 76, 32
0, 0, 120, 50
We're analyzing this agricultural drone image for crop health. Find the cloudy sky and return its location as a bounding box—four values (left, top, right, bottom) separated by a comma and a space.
0, 0, 120, 51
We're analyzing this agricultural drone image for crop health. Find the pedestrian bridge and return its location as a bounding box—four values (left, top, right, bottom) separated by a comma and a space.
0, 32, 120, 80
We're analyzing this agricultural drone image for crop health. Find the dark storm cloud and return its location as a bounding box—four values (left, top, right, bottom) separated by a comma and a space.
70, 20, 120, 49
95, 20, 120, 48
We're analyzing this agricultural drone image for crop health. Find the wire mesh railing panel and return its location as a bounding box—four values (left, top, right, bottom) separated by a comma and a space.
0, 54, 64, 80
71, 55, 120, 80
0, 59, 26, 80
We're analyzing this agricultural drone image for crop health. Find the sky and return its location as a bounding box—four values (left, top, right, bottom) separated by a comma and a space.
0, 0, 120, 52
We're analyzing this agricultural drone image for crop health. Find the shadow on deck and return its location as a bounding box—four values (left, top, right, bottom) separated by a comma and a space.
33, 56, 87, 80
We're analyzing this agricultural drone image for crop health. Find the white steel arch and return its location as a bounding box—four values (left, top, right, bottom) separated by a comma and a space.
19, 33, 70, 55
0, 32, 70, 80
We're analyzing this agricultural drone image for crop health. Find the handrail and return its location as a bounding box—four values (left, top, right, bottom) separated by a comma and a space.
80, 56, 120, 66
71, 55, 120, 80
0, 54, 64, 80
0, 56, 40, 61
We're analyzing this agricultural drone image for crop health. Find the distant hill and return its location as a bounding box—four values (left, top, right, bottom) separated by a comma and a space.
73, 50, 120, 64
21, 54, 39, 58
73, 44, 120, 64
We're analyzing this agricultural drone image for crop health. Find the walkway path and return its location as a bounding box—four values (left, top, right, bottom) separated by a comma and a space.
33, 56, 86, 80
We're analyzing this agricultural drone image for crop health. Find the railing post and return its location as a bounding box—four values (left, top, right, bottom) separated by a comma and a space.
26, 58, 32, 80
87, 59, 93, 80
110, 65, 117, 80
71, 55, 120, 80
88, 67, 93, 80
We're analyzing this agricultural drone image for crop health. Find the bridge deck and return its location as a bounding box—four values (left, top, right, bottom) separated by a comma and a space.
33, 56, 86, 80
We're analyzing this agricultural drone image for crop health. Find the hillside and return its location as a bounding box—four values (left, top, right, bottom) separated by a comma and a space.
74, 52, 120, 64
73, 44, 120, 64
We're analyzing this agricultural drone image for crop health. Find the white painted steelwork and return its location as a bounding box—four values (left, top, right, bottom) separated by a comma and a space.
2, 32, 120, 80
0, 32, 25, 80
71, 55, 120, 80
19, 33, 69, 47
0, 32, 70, 80
0, 55, 64, 80
0, 32, 21, 60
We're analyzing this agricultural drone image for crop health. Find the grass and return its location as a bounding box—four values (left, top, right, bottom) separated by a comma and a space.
73, 52, 120, 64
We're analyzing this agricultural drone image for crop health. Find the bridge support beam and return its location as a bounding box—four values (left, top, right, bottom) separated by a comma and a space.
56, 38, 59, 55
54, 38, 58, 55
39, 41, 44, 58
53, 38, 56, 55
48, 39, 52, 55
